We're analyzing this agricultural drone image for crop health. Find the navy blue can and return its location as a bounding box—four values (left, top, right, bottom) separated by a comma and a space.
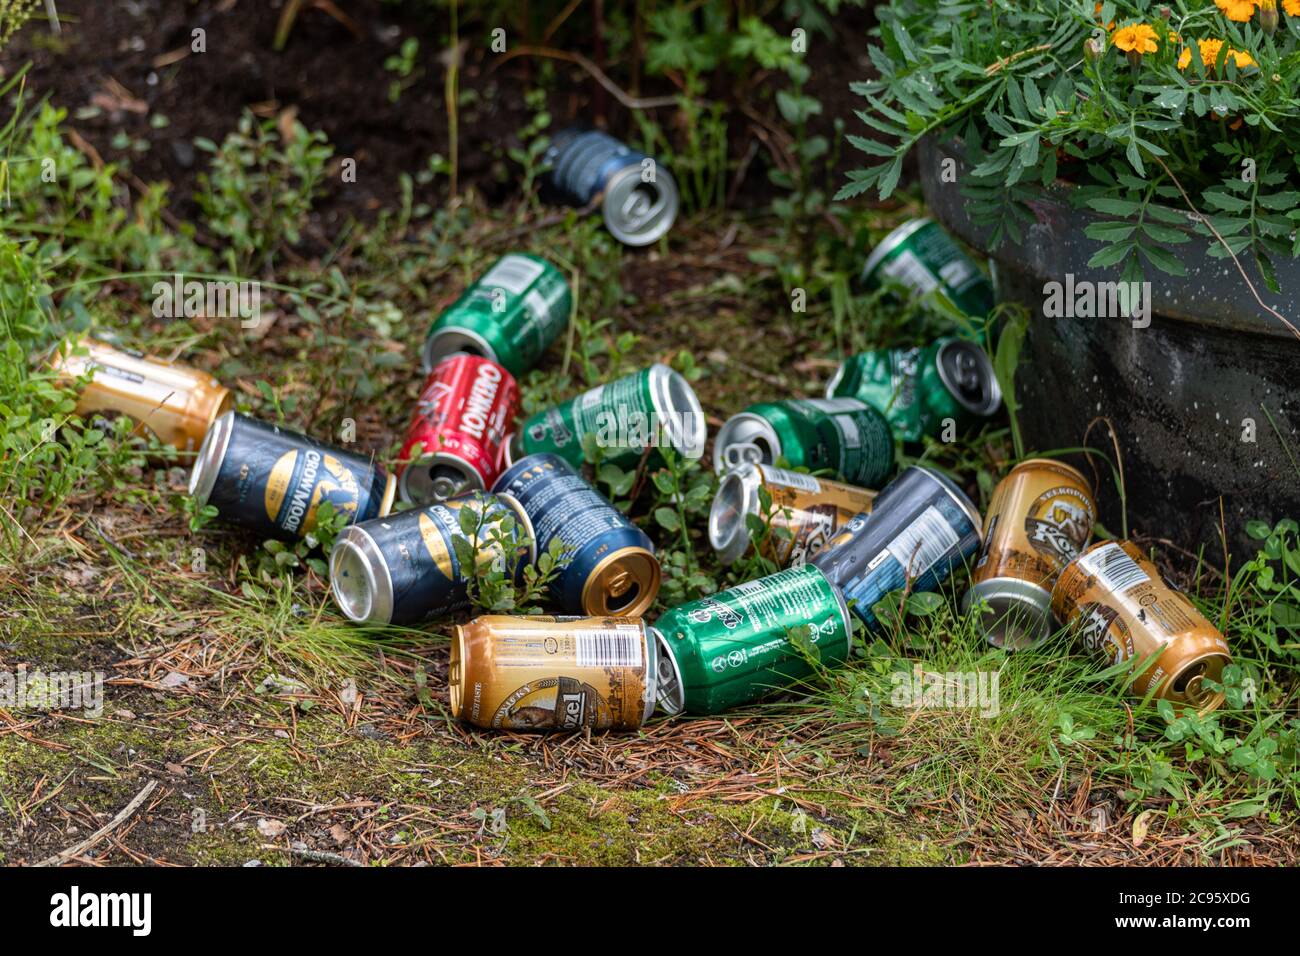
811, 466, 982, 632
540, 127, 679, 246
329, 493, 535, 627
189, 411, 395, 540
491, 453, 661, 616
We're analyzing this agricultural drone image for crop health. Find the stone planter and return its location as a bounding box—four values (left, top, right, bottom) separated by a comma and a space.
918, 137, 1299, 560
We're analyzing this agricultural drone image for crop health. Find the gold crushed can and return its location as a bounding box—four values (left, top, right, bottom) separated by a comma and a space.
449, 615, 658, 732
1051, 540, 1231, 713
965, 458, 1095, 648
52, 337, 232, 453
708, 462, 877, 567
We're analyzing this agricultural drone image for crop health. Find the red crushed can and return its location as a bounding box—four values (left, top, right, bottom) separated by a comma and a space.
398, 353, 519, 504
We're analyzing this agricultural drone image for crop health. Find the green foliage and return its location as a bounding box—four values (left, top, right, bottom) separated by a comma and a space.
842, 0, 1300, 290
384, 36, 422, 103
194, 111, 333, 274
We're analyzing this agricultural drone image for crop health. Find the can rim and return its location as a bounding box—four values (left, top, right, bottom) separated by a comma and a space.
814, 564, 855, 660
1165, 650, 1229, 716
963, 576, 1054, 649
495, 491, 539, 567
860, 217, 933, 284
398, 451, 484, 505
447, 623, 466, 718
580, 546, 661, 618
640, 621, 660, 725
650, 626, 685, 717
421, 328, 498, 375
708, 464, 760, 565
329, 524, 392, 624
649, 363, 707, 461
602, 164, 678, 247
934, 339, 1003, 417
1012, 457, 1096, 500
712, 412, 781, 474
188, 409, 234, 505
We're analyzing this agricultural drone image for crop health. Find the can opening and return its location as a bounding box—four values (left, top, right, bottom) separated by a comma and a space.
723, 440, 767, 470
605, 581, 640, 612
708, 470, 747, 561
1171, 661, 1204, 695
936, 340, 1002, 417
329, 538, 374, 623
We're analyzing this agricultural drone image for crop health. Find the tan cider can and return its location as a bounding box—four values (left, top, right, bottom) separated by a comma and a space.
1051, 540, 1230, 713
964, 458, 1095, 648
449, 615, 658, 732
52, 337, 232, 453
708, 462, 878, 567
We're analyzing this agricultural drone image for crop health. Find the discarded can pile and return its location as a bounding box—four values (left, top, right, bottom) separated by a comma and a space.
54, 172, 1234, 730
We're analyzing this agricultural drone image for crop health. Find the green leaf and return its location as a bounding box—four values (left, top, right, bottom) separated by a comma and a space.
654, 507, 681, 532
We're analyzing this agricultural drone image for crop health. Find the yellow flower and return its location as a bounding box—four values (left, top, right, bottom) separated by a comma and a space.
1177, 38, 1257, 71
1284, 0, 1300, 15
1215, 0, 1258, 21
1112, 23, 1160, 54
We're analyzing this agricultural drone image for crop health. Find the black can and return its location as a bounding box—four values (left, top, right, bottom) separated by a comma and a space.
189, 411, 395, 540
491, 453, 661, 617
329, 493, 535, 627
811, 466, 982, 632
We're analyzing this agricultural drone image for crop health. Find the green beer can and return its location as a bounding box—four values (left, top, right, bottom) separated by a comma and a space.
651, 564, 853, 716
825, 338, 1001, 443
713, 398, 894, 489
508, 363, 706, 470
862, 218, 995, 341
420, 253, 572, 378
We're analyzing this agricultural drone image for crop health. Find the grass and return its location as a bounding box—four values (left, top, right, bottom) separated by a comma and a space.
1, 59, 1298, 867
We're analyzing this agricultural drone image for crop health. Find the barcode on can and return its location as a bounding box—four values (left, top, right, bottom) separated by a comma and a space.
574, 626, 643, 668
1080, 543, 1150, 593
482, 255, 545, 295
886, 505, 960, 575
762, 465, 820, 493
881, 250, 939, 294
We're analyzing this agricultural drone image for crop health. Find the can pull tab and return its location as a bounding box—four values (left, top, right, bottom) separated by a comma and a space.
606, 570, 633, 597
620, 186, 656, 226
723, 442, 763, 469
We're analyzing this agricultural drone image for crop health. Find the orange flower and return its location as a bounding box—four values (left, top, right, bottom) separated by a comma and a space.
1215, 0, 1258, 21
1112, 23, 1159, 54
1284, 0, 1300, 14
1177, 38, 1257, 71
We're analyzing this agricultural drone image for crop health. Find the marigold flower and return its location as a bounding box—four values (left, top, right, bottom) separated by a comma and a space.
1112, 24, 1160, 54
1284, 0, 1300, 15
1259, 0, 1279, 32
1215, 0, 1258, 21
1177, 38, 1257, 71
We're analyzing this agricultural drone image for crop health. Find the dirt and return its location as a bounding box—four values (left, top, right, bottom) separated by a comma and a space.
8, 0, 881, 236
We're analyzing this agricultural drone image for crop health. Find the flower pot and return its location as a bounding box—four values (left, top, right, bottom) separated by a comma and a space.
918, 137, 1299, 561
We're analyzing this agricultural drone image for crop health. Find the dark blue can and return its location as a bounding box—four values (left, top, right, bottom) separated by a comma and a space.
491, 453, 661, 616
189, 411, 395, 540
540, 127, 679, 247
811, 466, 982, 632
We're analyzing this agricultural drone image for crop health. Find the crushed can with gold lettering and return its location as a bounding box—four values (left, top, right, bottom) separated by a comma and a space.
189, 411, 396, 540
449, 615, 658, 732
1051, 540, 1231, 714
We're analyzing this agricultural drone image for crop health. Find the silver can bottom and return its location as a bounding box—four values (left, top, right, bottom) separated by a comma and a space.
963, 576, 1054, 650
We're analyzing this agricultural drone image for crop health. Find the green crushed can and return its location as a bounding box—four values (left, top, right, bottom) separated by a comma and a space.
651, 564, 853, 716
712, 398, 894, 489
509, 364, 705, 470
862, 218, 995, 343
825, 337, 1002, 443
420, 253, 572, 378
